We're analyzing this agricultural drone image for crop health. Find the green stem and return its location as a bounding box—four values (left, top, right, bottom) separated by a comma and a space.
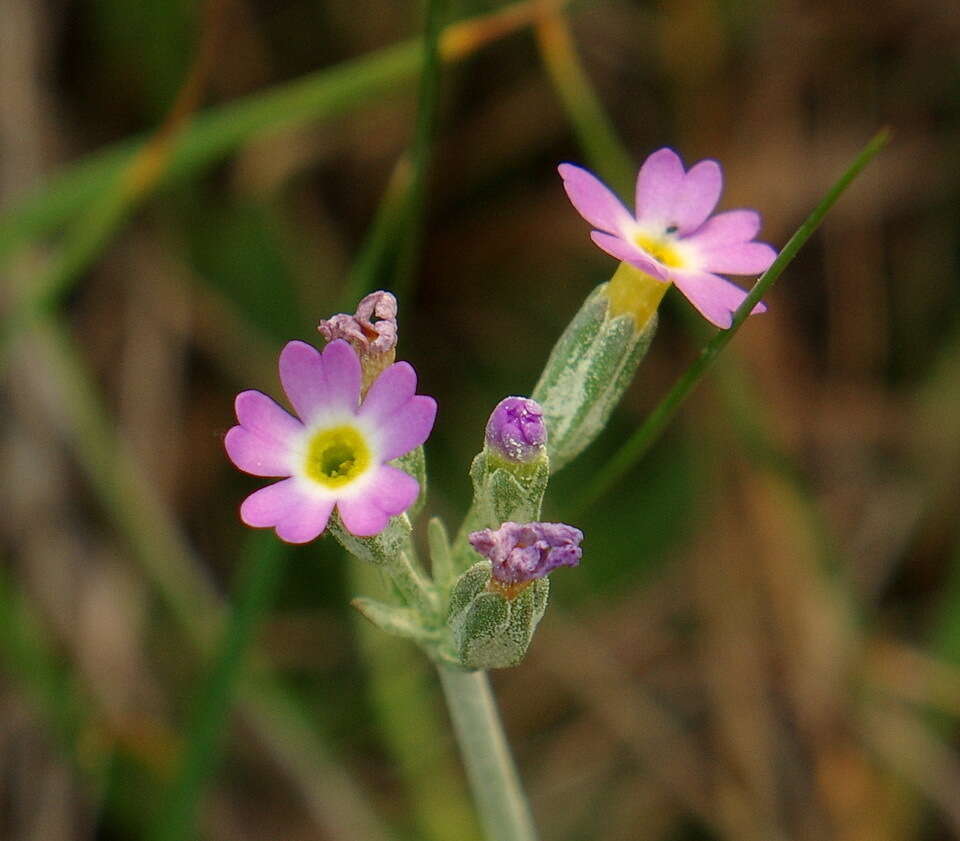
437, 666, 539, 841
351, 562, 482, 841
571, 128, 891, 515
392, 548, 441, 616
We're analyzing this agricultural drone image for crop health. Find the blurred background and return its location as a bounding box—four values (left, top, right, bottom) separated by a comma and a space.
1, 0, 959, 839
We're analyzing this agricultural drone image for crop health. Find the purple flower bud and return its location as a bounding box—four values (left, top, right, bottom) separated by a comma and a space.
469, 521, 582, 587
485, 397, 547, 463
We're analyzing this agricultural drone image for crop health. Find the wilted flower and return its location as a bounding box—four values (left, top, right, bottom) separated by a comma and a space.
318, 290, 399, 390
225, 339, 436, 542
469, 521, 582, 593
559, 148, 778, 328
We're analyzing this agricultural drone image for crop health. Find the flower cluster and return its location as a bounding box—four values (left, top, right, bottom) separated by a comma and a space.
559, 148, 777, 328
224, 144, 779, 671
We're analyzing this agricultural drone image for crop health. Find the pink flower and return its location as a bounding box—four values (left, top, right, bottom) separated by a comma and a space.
225, 339, 437, 543
559, 149, 778, 328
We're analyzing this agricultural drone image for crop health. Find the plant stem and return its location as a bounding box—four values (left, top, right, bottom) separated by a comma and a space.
437, 666, 539, 841
392, 549, 440, 616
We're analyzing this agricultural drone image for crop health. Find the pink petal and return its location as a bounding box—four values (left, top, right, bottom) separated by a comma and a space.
235, 391, 302, 445
360, 361, 417, 425
558, 163, 635, 235
335, 465, 420, 536
590, 231, 669, 280
697, 241, 778, 275
225, 426, 293, 477
240, 478, 334, 543
320, 339, 363, 412
671, 270, 767, 329
279, 339, 360, 423
634, 148, 685, 227
240, 478, 304, 527
275, 497, 335, 544
338, 496, 390, 537
672, 160, 722, 234
374, 396, 437, 461
367, 465, 420, 515
686, 209, 761, 247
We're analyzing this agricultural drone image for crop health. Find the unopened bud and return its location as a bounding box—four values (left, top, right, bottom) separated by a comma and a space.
485, 397, 547, 464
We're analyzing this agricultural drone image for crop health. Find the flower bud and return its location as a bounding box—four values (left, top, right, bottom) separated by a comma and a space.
485, 397, 547, 464
451, 398, 550, 573
531, 265, 658, 472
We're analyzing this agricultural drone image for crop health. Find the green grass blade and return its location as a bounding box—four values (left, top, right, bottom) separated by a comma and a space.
534, 11, 634, 195
393, 0, 448, 300
0, 40, 418, 263
149, 532, 284, 841
0, 0, 550, 267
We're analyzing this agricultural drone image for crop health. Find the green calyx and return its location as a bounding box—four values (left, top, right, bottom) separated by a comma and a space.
447, 562, 549, 671
532, 281, 658, 473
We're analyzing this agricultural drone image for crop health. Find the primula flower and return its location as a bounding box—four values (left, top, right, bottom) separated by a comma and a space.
469, 521, 583, 585
559, 148, 778, 328
225, 339, 436, 542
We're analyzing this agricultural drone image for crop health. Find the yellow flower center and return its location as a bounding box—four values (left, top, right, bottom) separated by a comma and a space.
633, 233, 684, 268
304, 425, 371, 487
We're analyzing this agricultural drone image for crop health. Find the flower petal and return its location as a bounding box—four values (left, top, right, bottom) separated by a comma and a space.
558, 163, 635, 235
275, 496, 335, 544
239, 478, 334, 543
235, 390, 302, 445
337, 496, 390, 537
279, 339, 360, 423
320, 338, 363, 412
240, 477, 304, 527
590, 231, 669, 280
367, 465, 420, 515
634, 148, 685, 226
671, 270, 767, 329
225, 425, 293, 477
335, 466, 420, 536
697, 241, 778, 275
373, 396, 437, 461
672, 159, 722, 234
686, 209, 761, 247
359, 361, 417, 425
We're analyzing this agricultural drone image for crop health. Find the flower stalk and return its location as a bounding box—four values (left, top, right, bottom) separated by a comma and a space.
437, 666, 539, 841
